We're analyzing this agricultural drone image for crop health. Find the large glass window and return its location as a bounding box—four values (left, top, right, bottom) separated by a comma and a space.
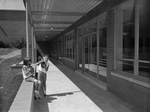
65, 31, 75, 59
98, 14, 107, 78
64, 35, 67, 57
139, 0, 150, 78
116, 0, 150, 78
83, 21, 97, 78
78, 28, 83, 70
77, 15, 108, 81
83, 21, 97, 36
116, 0, 135, 74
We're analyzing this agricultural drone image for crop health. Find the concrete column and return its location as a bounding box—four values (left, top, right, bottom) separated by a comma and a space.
97, 19, 100, 78
34, 35, 37, 62
74, 29, 78, 70
26, 1, 29, 57
31, 26, 34, 63
134, 0, 139, 75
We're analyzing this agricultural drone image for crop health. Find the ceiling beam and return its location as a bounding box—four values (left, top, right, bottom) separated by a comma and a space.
35, 31, 61, 35
35, 30, 62, 33
35, 27, 67, 29
35, 33, 58, 38
34, 28, 65, 32
32, 11, 86, 16
34, 21, 74, 24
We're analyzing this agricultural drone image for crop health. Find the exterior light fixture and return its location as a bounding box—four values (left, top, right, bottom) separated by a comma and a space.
50, 26, 53, 30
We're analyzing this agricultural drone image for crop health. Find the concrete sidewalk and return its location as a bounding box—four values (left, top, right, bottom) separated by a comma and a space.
34, 59, 135, 112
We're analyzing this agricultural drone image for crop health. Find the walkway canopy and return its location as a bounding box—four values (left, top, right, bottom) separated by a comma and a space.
24, 0, 103, 41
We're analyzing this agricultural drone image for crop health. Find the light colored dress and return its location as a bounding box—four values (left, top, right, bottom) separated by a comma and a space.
37, 61, 49, 96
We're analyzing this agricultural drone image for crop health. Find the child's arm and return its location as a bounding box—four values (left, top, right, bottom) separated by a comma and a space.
35, 60, 44, 66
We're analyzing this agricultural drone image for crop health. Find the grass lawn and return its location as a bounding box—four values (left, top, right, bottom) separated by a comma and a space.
0, 53, 23, 112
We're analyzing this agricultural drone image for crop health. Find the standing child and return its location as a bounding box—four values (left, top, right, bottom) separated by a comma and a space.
22, 57, 41, 99
37, 54, 50, 97
35, 56, 43, 79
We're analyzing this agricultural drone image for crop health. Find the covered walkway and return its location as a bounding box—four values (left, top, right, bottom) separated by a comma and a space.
33, 58, 135, 112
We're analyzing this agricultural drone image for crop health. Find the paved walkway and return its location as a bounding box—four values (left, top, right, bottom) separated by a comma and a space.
34, 59, 135, 112
0, 49, 21, 64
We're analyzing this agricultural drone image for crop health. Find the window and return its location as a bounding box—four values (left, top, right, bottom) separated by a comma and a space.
116, 0, 135, 74
65, 31, 75, 59
138, 0, 150, 78
63, 35, 67, 57
99, 15, 107, 68
115, 0, 150, 78
83, 21, 97, 36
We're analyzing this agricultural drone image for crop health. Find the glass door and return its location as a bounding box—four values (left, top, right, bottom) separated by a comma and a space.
84, 35, 89, 73
78, 36, 83, 71
83, 33, 97, 78
89, 33, 97, 78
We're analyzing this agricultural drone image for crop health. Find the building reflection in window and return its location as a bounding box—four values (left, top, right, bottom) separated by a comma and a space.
116, 0, 135, 74
139, 0, 150, 78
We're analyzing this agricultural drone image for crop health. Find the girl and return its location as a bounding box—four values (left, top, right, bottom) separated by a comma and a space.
37, 54, 49, 97
22, 57, 41, 99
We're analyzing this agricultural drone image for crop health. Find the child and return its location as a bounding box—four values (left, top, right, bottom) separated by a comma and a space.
34, 56, 43, 79
37, 54, 50, 97
22, 57, 41, 99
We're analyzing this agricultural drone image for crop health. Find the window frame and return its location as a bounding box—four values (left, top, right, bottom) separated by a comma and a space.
114, 0, 150, 79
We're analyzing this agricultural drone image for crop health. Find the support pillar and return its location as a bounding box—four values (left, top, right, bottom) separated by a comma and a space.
34, 35, 37, 62
31, 26, 34, 63
26, 1, 29, 57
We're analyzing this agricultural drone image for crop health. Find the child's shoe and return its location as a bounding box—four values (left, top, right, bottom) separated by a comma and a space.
34, 90, 38, 99
37, 91, 42, 99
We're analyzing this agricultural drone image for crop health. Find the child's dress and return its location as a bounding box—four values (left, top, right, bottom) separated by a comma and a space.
22, 65, 36, 82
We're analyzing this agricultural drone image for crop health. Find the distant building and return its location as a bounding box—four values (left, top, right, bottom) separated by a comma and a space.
0, 10, 26, 43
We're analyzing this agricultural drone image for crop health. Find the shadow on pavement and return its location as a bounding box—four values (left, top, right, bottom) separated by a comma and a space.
34, 96, 57, 112
48, 91, 81, 97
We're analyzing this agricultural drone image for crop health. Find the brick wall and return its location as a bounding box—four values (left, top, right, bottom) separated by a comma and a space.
108, 75, 150, 112
107, 10, 115, 71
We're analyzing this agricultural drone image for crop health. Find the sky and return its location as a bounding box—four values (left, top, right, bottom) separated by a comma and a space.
0, 0, 25, 10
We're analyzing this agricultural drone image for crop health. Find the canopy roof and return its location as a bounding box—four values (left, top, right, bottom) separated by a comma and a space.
27, 0, 103, 41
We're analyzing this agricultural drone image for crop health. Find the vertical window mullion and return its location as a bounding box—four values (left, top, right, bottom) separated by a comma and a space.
65, 36, 66, 57
134, 0, 139, 75
97, 19, 99, 78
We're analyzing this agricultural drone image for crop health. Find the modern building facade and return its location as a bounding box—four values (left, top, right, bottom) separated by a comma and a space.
24, 0, 150, 111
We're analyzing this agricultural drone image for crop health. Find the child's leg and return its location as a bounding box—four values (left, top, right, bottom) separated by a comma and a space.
25, 77, 41, 92
37, 71, 43, 92
42, 73, 47, 96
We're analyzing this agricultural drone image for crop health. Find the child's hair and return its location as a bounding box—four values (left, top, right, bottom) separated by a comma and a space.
23, 57, 31, 66
44, 54, 49, 58
38, 56, 42, 61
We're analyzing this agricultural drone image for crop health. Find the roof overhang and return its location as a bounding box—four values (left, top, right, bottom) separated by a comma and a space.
26, 0, 103, 41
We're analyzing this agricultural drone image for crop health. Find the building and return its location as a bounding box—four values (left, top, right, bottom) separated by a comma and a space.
24, 0, 150, 111
0, 10, 26, 43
